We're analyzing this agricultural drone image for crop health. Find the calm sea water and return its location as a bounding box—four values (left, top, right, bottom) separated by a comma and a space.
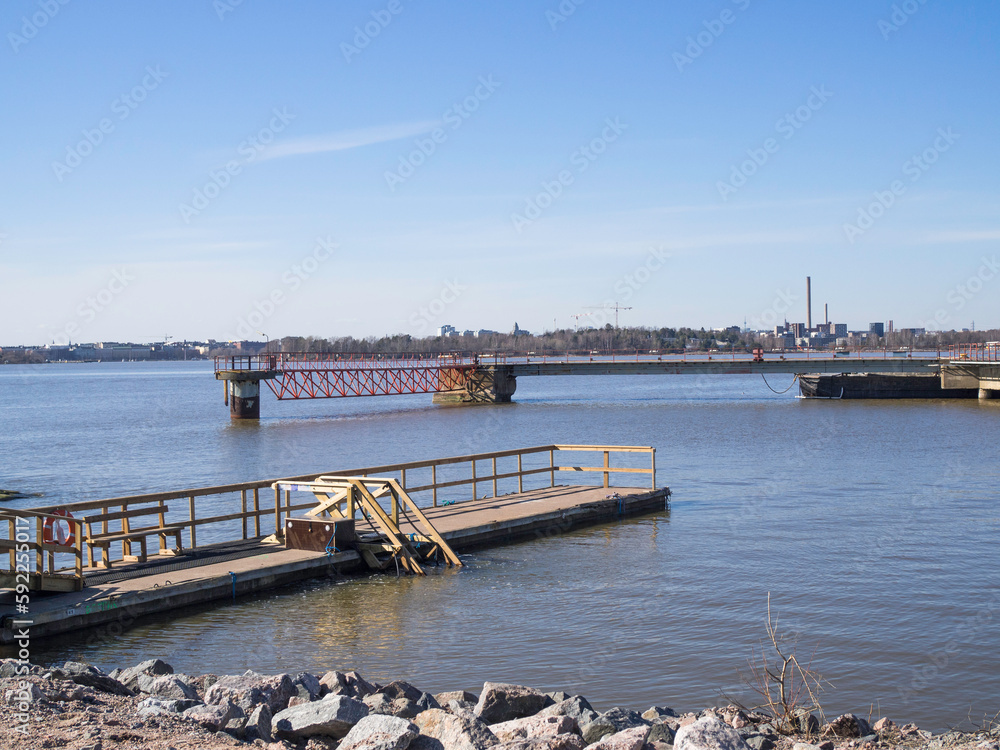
2, 361, 999, 731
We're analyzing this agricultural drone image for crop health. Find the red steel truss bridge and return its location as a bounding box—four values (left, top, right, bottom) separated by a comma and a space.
215, 352, 481, 401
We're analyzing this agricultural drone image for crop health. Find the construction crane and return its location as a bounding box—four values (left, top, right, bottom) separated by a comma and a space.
585, 303, 633, 329
570, 312, 591, 330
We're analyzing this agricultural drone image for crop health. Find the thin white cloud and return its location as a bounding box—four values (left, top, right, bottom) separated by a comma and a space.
916, 229, 1000, 244
258, 121, 438, 161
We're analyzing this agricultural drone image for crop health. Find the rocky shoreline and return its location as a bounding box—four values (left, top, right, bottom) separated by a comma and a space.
1, 658, 997, 750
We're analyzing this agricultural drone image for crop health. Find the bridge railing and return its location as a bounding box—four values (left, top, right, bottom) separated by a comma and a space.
217, 348, 948, 373
1, 445, 655, 581
214, 352, 479, 373
950, 343, 1000, 361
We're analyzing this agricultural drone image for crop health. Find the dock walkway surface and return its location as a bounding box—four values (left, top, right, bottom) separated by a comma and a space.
1, 476, 668, 645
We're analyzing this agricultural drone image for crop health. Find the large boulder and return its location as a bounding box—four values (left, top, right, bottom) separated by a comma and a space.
791, 710, 819, 735
147, 674, 200, 701
538, 697, 598, 727
62, 662, 133, 696
321, 670, 377, 699
273, 694, 369, 739
491, 736, 585, 750
674, 716, 751, 750
246, 703, 273, 742
205, 670, 297, 713
0, 659, 42, 679
581, 709, 648, 744
647, 723, 676, 745
42, 681, 94, 703
340, 714, 420, 750
412, 708, 499, 750
136, 696, 198, 717
823, 714, 873, 738
491, 715, 580, 743
118, 659, 174, 691
5, 682, 44, 705
366, 692, 422, 718
294, 671, 323, 701
436, 691, 479, 706
475, 683, 551, 724
588, 727, 649, 750
381, 681, 425, 703
642, 707, 678, 722
184, 701, 243, 731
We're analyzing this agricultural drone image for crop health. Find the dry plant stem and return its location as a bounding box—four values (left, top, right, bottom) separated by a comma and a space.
737, 593, 829, 736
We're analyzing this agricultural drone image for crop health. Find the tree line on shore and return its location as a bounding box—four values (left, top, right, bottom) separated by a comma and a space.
224, 326, 1000, 357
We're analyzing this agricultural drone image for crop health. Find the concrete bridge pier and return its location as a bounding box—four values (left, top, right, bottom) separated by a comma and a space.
433, 365, 517, 405
941, 363, 1000, 401
216, 370, 279, 419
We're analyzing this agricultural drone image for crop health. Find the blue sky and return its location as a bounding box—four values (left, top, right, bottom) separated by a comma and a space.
1, 0, 998, 345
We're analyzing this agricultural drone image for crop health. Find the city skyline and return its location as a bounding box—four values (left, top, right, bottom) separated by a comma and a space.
1, 1, 998, 346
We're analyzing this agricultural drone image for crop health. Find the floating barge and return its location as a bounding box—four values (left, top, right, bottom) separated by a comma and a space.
798, 373, 978, 399
0, 445, 669, 645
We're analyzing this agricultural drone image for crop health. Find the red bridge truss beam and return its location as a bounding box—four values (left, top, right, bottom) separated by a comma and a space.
265, 365, 478, 400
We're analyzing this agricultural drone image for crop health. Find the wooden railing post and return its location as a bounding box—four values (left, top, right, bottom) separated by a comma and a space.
74, 519, 83, 580
253, 488, 261, 537
549, 449, 555, 487
189, 495, 197, 549
274, 486, 281, 536
517, 453, 523, 493
492, 457, 498, 498
603, 450, 610, 488
432, 464, 438, 507
471, 460, 478, 501
35, 518, 43, 584
241, 490, 248, 540
651, 448, 656, 489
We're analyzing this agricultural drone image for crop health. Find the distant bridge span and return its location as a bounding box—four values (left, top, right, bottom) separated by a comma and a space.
214, 346, 1000, 419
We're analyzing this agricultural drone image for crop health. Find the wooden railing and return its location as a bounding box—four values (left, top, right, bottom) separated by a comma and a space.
0, 509, 85, 591
1, 444, 656, 581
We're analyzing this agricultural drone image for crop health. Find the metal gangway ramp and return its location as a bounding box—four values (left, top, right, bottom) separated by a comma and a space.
272, 476, 462, 575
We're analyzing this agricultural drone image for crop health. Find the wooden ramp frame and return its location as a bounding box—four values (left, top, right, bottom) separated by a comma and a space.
272, 476, 462, 576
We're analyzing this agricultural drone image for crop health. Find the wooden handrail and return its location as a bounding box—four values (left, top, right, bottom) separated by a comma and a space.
5, 444, 657, 573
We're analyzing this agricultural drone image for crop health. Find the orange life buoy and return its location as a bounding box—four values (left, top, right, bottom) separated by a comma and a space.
42, 508, 76, 547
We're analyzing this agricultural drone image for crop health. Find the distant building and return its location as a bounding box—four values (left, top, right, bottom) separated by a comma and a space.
869, 322, 885, 337
438, 324, 456, 337
834, 323, 847, 337
789, 322, 807, 338
476, 329, 498, 337
511, 322, 530, 336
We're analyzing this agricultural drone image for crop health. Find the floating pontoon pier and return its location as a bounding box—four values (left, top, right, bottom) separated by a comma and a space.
0, 445, 669, 645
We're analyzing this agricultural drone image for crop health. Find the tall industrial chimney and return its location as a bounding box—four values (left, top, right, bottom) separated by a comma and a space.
825, 303, 829, 326
806, 276, 812, 331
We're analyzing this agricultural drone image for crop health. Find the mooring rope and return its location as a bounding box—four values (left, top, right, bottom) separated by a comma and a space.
761, 373, 799, 394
